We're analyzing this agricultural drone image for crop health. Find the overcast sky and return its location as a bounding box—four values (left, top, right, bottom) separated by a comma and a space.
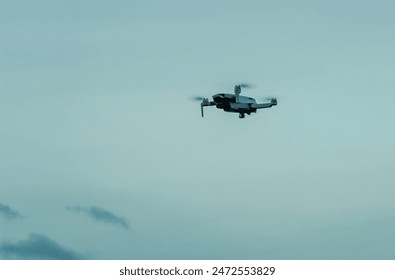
1, 0, 395, 259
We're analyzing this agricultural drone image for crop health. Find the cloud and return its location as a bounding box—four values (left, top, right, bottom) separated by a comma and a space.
67, 206, 130, 230
0, 203, 22, 221
0, 233, 84, 260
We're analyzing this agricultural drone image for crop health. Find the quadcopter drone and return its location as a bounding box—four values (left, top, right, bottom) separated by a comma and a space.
195, 84, 277, 118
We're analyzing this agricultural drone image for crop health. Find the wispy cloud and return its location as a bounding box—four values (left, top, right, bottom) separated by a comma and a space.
0, 233, 84, 260
0, 203, 22, 221
67, 206, 130, 230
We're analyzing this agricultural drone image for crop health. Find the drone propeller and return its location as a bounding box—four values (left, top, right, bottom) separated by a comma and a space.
261, 97, 275, 102
190, 96, 211, 117
191, 96, 205, 101
260, 97, 278, 106
239, 83, 254, 88
200, 98, 210, 117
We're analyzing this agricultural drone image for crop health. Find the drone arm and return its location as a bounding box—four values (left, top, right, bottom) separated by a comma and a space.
251, 98, 277, 109
251, 103, 272, 109
234, 85, 241, 102
200, 100, 216, 117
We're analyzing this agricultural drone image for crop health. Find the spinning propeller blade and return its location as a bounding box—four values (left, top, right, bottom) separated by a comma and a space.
190, 96, 207, 117
261, 96, 278, 101
260, 97, 278, 106
262, 97, 273, 101
239, 83, 254, 88
191, 96, 205, 101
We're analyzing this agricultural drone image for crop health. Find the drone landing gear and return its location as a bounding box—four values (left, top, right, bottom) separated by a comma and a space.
239, 113, 245, 119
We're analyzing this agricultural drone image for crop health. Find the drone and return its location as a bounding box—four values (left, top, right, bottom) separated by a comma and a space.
195, 84, 277, 118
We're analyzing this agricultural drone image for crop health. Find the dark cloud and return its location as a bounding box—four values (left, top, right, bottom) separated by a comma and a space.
0, 233, 84, 260
67, 206, 130, 230
0, 203, 22, 221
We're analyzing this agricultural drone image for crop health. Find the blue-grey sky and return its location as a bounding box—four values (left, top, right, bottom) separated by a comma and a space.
1, 0, 395, 259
